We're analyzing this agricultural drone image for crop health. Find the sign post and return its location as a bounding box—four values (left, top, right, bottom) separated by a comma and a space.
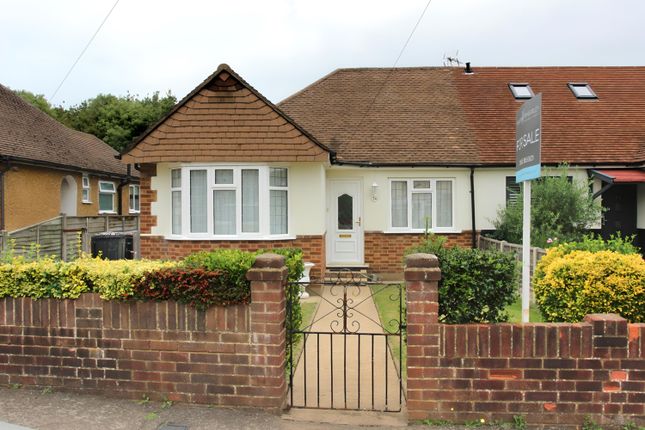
515, 93, 542, 323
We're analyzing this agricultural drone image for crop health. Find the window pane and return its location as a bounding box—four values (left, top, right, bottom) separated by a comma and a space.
82, 189, 89, 202
412, 193, 432, 229
270, 168, 288, 187
190, 170, 207, 233
270, 190, 288, 234
214, 169, 234, 184
213, 190, 236, 234
99, 193, 113, 212
171, 169, 181, 188
99, 182, 115, 192
436, 180, 453, 227
241, 169, 259, 233
391, 181, 408, 228
172, 191, 181, 235
337, 194, 353, 230
413, 180, 431, 189
82, 176, 89, 187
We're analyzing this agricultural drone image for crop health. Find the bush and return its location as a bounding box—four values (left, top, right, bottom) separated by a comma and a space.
533, 250, 645, 322
406, 237, 519, 323
492, 167, 602, 248
0, 256, 175, 300
133, 268, 247, 310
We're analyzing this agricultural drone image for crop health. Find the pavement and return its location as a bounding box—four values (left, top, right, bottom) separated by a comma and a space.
0, 386, 508, 430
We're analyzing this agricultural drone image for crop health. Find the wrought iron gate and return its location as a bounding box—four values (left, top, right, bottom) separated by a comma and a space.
286, 272, 405, 412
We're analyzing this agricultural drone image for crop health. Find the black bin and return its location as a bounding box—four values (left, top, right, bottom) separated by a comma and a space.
91, 233, 134, 260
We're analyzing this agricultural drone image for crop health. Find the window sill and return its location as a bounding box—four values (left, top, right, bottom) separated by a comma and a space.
129, 210, 140, 214
99, 211, 117, 215
164, 235, 297, 241
82, 201, 92, 204
383, 229, 462, 235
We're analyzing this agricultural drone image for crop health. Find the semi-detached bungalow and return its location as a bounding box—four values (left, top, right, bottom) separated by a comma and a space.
120, 64, 645, 277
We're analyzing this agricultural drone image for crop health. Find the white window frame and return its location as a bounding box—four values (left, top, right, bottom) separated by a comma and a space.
128, 184, 140, 214
568, 82, 598, 99
98, 180, 116, 214
171, 169, 182, 235
509, 83, 534, 99
387, 178, 456, 233
171, 164, 291, 240
81, 174, 91, 203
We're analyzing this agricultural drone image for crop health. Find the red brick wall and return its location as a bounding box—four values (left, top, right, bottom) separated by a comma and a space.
0, 255, 288, 410
405, 254, 645, 428
365, 231, 474, 273
140, 235, 325, 279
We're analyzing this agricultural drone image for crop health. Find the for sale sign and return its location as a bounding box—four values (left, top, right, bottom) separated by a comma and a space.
515, 93, 542, 182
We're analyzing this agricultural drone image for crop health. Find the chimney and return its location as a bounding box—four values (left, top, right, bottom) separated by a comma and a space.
464, 62, 473, 74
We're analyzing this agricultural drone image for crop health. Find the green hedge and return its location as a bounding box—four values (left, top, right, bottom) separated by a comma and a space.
406, 236, 519, 323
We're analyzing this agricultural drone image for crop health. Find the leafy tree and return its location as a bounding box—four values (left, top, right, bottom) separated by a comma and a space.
14, 90, 65, 120
492, 166, 602, 248
14, 89, 176, 152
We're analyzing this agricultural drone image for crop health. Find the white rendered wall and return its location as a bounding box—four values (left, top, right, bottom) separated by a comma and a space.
326, 167, 472, 233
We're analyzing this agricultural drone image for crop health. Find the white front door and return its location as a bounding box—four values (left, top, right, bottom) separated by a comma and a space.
327, 180, 364, 265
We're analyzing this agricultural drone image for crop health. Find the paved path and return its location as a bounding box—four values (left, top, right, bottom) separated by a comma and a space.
290, 283, 402, 411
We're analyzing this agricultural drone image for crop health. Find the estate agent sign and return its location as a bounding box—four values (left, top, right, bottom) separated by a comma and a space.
515, 93, 542, 182
515, 93, 542, 323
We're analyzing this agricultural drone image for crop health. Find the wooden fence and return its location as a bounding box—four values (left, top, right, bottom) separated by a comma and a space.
477, 236, 546, 280
0, 215, 139, 261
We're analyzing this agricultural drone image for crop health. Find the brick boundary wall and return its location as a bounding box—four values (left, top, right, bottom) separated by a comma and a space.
405, 253, 645, 429
365, 231, 474, 274
0, 254, 288, 411
140, 235, 325, 279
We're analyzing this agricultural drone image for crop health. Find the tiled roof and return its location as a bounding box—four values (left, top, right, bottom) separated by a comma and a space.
452, 67, 645, 165
279, 68, 478, 165
0, 83, 129, 176
121, 64, 330, 164
280, 66, 645, 166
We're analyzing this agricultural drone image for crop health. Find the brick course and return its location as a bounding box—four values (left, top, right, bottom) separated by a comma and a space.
405, 254, 645, 428
365, 231, 474, 274
0, 254, 288, 410
140, 235, 325, 279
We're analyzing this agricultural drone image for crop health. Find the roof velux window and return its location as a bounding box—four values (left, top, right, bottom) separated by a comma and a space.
568, 83, 597, 99
509, 83, 534, 99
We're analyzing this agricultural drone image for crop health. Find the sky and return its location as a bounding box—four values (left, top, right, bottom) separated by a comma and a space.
1, 0, 644, 106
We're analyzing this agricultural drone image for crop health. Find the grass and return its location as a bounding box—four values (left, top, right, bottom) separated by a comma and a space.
371, 284, 406, 380
505, 298, 544, 323
289, 299, 319, 370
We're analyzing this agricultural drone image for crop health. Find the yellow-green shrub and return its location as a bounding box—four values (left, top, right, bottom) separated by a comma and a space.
0, 256, 176, 300
534, 250, 645, 322
66, 257, 177, 299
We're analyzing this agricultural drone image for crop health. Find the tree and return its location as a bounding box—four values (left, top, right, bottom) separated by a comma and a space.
492, 167, 602, 248
14, 89, 176, 152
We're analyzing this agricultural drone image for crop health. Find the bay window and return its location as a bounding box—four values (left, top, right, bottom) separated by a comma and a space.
389, 178, 454, 231
172, 165, 289, 238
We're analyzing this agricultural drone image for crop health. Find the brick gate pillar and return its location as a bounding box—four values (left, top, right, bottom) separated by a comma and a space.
405, 253, 442, 421
246, 253, 288, 410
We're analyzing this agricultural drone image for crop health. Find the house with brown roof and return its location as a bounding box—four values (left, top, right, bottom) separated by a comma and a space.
121, 64, 645, 276
0, 84, 140, 232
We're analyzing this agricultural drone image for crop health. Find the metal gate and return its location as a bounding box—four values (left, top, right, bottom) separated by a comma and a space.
286, 272, 405, 412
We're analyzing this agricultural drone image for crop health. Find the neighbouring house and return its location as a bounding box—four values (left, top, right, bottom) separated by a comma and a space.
0, 84, 140, 232
120, 64, 645, 276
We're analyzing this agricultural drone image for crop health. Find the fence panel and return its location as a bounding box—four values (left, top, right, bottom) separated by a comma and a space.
1, 215, 139, 261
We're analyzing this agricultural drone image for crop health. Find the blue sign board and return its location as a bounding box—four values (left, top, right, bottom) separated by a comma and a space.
515, 93, 542, 182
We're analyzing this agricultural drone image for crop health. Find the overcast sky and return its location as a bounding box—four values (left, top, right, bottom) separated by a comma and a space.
1, 0, 644, 106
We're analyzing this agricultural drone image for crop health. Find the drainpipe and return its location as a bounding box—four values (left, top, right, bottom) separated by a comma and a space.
0, 157, 10, 231
470, 167, 477, 249
116, 165, 133, 216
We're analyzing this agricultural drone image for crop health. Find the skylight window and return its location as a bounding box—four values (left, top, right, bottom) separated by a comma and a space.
568, 83, 597, 99
509, 83, 534, 99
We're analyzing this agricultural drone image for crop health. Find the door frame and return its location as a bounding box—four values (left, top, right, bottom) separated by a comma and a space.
326, 178, 364, 266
